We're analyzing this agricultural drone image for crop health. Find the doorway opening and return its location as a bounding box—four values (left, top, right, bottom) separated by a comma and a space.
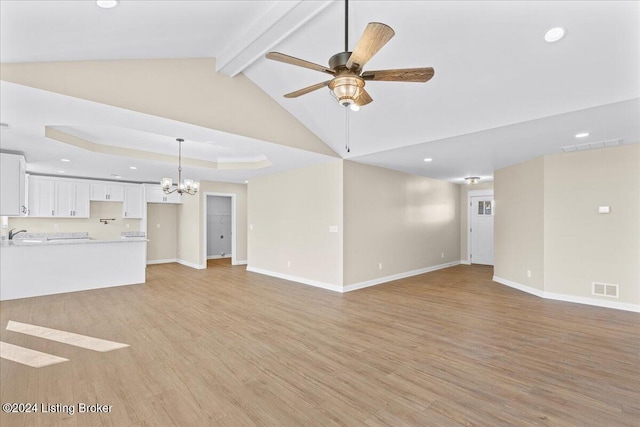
467, 190, 494, 266
203, 193, 236, 268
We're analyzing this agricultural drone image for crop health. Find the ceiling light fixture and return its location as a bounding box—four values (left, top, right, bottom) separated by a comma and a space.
61, 158, 70, 162
129, 166, 137, 170
575, 132, 589, 138
465, 176, 480, 185
161, 138, 199, 195
424, 158, 433, 162
329, 75, 365, 110
96, 0, 119, 9
544, 27, 566, 43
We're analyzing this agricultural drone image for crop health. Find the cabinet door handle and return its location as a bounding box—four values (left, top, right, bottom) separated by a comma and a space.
52, 210, 54, 216
124, 212, 127, 217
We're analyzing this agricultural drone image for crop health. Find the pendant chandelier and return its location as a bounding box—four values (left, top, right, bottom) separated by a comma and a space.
160, 138, 199, 195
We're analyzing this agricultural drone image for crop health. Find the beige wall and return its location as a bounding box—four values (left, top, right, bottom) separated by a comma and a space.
177, 180, 248, 267
248, 160, 343, 286
0, 59, 335, 157
343, 161, 460, 286
459, 181, 494, 262
494, 157, 545, 291
544, 144, 640, 305
7, 201, 141, 240
147, 203, 178, 262
494, 144, 640, 307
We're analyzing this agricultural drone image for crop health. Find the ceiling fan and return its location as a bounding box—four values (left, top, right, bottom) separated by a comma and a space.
265, 0, 435, 111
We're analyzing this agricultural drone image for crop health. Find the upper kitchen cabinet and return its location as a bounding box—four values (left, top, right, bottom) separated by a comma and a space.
28, 176, 55, 217
144, 184, 182, 204
0, 153, 27, 216
123, 185, 144, 218
90, 182, 124, 202
55, 180, 90, 218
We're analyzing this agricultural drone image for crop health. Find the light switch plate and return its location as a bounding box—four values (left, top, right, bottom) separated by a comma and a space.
329, 225, 338, 233
598, 206, 610, 214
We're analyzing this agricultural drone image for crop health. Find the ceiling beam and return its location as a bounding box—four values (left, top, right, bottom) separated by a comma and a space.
216, 0, 336, 77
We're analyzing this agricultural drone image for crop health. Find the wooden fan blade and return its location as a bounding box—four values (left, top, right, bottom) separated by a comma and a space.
346, 22, 395, 72
354, 88, 373, 106
361, 67, 435, 82
284, 80, 331, 98
266, 52, 335, 75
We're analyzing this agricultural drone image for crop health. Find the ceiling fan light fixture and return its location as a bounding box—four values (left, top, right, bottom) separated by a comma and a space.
329, 75, 364, 107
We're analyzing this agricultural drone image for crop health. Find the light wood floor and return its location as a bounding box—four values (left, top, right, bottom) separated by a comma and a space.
1, 263, 638, 426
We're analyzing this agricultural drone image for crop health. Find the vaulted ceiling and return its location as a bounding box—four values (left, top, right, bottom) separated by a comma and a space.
1, 1, 638, 184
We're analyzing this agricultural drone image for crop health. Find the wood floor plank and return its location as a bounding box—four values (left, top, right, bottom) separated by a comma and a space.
1, 263, 638, 426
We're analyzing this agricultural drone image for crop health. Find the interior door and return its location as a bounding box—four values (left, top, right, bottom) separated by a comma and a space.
470, 196, 494, 265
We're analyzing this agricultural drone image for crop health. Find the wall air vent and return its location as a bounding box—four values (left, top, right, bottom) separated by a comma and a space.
592, 282, 619, 298
561, 138, 623, 153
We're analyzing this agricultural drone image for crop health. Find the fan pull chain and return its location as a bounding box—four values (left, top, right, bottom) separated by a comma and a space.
345, 107, 350, 153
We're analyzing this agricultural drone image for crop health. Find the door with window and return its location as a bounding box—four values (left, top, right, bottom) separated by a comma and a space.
470, 196, 494, 265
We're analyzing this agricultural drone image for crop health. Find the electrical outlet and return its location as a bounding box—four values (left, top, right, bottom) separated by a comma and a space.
126, 223, 130, 229
379, 262, 383, 270
156, 223, 161, 228
53, 223, 59, 229
287, 261, 291, 267
527, 270, 532, 278
441, 252, 445, 259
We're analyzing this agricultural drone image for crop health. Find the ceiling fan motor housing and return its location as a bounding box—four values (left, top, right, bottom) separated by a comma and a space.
329, 51, 353, 71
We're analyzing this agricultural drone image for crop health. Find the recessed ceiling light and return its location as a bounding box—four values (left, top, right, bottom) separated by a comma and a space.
96, 0, 119, 8
58, 170, 66, 174
575, 132, 589, 138
60, 158, 71, 162
129, 166, 137, 170
423, 158, 433, 162
544, 27, 566, 43
244, 180, 249, 184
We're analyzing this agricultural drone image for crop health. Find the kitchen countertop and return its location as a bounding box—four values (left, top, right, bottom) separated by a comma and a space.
1, 237, 148, 248
1, 231, 147, 248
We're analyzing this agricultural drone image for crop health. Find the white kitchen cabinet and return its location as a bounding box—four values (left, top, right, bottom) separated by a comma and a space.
144, 184, 182, 204
123, 185, 144, 218
55, 180, 90, 217
0, 153, 27, 216
27, 176, 56, 217
90, 182, 124, 202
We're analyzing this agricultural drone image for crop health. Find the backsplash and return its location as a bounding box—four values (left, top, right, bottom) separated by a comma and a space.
6, 201, 142, 241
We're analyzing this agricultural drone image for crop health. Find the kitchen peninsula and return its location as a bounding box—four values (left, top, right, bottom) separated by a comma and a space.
0, 232, 147, 300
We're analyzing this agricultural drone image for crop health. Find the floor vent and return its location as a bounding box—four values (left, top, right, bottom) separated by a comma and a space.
562, 138, 623, 153
592, 282, 619, 298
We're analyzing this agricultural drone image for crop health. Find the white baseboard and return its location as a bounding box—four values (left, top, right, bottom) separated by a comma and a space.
246, 266, 342, 292
343, 261, 462, 292
492, 276, 545, 298
207, 254, 231, 260
233, 260, 248, 266
177, 259, 206, 270
146, 258, 177, 265
247, 261, 462, 294
460, 260, 471, 265
493, 276, 640, 312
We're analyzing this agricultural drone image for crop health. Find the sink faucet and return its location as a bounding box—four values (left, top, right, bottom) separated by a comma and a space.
8, 229, 27, 240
